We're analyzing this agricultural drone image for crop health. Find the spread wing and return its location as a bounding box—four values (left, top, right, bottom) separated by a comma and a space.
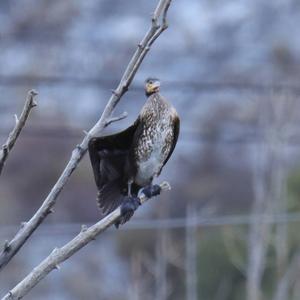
88, 118, 140, 214
162, 114, 180, 168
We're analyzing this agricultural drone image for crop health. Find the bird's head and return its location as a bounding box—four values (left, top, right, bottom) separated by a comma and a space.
145, 77, 160, 96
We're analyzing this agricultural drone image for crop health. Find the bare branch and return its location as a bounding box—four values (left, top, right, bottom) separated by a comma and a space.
105, 111, 128, 127
0, 90, 38, 176
1, 182, 171, 300
273, 251, 300, 300
246, 99, 272, 300
0, 0, 173, 271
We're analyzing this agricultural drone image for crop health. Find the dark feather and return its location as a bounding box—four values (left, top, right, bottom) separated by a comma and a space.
162, 114, 180, 167
97, 180, 123, 214
88, 119, 140, 214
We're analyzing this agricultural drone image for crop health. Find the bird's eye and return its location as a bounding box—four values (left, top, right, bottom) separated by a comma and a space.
149, 81, 153, 84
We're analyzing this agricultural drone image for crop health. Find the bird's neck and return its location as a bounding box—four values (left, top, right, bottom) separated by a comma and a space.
142, 92, 169, 119
145, 89, 160, 97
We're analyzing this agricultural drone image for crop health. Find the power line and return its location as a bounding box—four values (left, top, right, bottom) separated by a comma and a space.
0, 75, 300, 94
1, 126, 300, 147
1, 213, 300, 237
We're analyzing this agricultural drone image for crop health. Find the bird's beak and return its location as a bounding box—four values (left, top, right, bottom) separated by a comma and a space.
146, 82, 160, 93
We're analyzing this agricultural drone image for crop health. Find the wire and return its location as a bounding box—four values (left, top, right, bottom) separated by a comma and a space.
1, 212, 300, 237
1, 125, 300, 149
0, 75, 300, 94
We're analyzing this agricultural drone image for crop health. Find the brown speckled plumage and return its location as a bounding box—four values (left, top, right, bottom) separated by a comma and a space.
88, 79, 180, 215
132, 92, 178, 185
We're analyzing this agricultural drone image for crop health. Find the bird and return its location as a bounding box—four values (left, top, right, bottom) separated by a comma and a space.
88, 77, 180, 226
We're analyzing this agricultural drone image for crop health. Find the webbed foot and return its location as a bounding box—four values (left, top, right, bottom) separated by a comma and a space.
115, 196, 140, 228
140, 184, 162, 198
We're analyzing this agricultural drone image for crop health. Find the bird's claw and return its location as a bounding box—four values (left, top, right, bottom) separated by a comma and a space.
140, 184, 161, 198
115, 196, 140, 228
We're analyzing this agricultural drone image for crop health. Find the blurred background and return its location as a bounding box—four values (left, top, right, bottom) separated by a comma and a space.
1, 0, 300, 299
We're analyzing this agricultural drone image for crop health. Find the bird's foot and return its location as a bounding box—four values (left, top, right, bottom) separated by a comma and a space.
139, 184, 162, 198
115, 196, 141, 228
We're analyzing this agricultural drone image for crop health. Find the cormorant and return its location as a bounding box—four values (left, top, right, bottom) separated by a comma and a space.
88, 78, 180, 226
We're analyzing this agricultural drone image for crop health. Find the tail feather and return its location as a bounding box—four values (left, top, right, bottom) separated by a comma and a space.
97, 179, 124, 215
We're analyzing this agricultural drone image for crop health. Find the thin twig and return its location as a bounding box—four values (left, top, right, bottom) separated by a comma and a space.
0, 90, 37, 176
1, 182, 171, 300
0, 0, 173, 271
105, 111, 128, 127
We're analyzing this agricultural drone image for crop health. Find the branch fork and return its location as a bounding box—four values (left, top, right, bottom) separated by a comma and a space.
0, 89, 38, 176
105, 111, 128, 127
1, 182, 171, 300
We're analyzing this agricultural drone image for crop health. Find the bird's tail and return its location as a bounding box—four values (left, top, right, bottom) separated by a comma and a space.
97, 179, 124, 215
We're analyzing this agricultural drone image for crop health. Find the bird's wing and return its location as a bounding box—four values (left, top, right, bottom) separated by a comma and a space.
88, 118, 140, 214
162, 114, 180, 168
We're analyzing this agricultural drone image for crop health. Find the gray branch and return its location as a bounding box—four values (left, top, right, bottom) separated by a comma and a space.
246, 99, 272, 300
105, 111, 128, 127
0, 0, 173, 271
273, 250, 300, 300
0, 90, 38, 176
1, 182, 171, 300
